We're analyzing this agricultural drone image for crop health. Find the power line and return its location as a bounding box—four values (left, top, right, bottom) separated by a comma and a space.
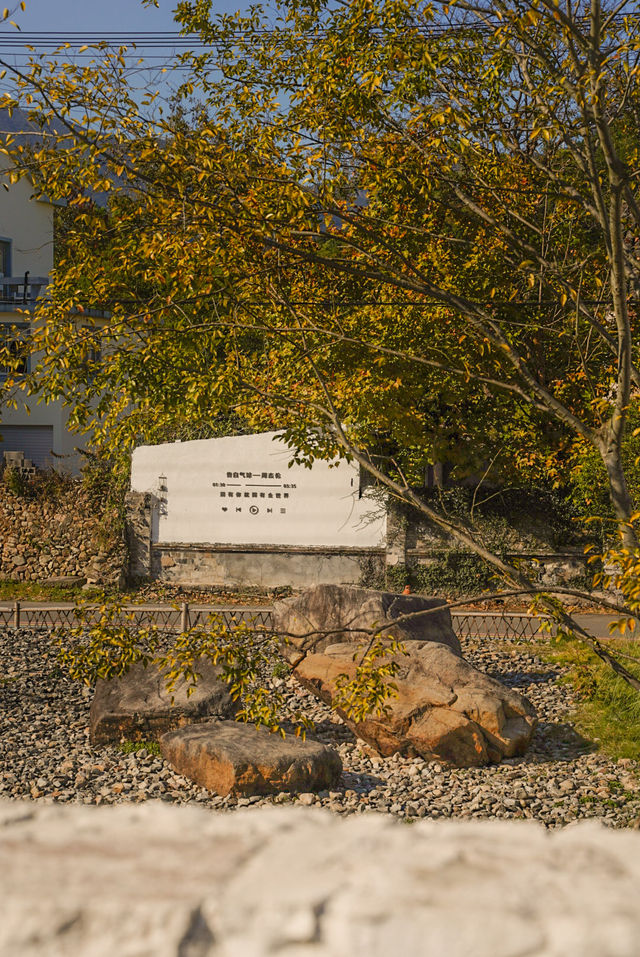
0, 24, 498, 44
0, 14, 633, 48
0, 33, 210, 48
0, 16, 632, 72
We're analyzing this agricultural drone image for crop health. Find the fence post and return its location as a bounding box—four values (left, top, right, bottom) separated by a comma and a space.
180, 601, 190, 633
13, 601, 21, 630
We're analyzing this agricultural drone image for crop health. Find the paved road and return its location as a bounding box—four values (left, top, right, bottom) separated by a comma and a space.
565, 613, 635, 638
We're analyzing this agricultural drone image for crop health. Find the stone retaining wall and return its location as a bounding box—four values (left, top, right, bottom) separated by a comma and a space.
385, 500, 588, 589
0, 475, 125, 586
151, 542, 386, 589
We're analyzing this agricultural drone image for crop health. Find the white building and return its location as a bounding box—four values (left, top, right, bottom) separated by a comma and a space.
0, 116, 86, 472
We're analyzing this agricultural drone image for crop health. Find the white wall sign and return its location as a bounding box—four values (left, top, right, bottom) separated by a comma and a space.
130, 431, 386, 548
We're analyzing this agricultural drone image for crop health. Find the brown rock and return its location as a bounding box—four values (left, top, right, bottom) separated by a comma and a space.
44, 575, 86, 586
294, 641, 537, 767
272, 584, 461, 658
89, 658, 237, 746
161, 720, 342, 796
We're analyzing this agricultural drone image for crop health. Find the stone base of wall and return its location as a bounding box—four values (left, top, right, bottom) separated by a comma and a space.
150, 544, 385, 589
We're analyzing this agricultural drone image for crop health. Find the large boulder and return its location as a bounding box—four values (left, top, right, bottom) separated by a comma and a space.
294, 641, 537, 766
161, 720, 342, 796
90, 658, 237, 746
272, 584, 461, 658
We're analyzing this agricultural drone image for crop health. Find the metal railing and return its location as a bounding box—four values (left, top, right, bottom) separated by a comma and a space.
0, 274, 48, 306
451, 611, 552, 640
0, 602, 274, 633
1, 601, 548, 641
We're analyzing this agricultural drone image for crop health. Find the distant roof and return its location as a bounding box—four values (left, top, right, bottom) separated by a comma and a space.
0, 106, 70, 205
0, 104, 66, 146
0, 105, 37, 134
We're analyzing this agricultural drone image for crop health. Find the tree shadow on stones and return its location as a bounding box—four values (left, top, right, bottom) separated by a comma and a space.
480, 667, 563, 690
530, 721, 596, 761
304, 717, 357, 742
341, 769, 386, 792
285, 718, 387, 791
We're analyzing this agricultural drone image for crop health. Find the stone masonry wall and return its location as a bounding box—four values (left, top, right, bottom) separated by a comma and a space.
0, 476, 125, 586
385, 498, 589, 589
151, 543, 385, 588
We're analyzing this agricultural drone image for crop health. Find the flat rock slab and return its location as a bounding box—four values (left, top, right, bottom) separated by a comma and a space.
3, 801, 640, 957
90, 658, 237, 746
295, 641, 537, 766
43, 575, 86, 585
161, 720, 342, 796
272, 584, 461, 657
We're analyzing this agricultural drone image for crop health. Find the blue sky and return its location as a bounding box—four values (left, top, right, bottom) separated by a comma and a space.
11, 0, 239, 32
1, 1, 260, 102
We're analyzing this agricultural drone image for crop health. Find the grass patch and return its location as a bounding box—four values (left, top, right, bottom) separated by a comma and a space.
535, 635, 640, 761
0, 579, 276, 605
0, 580, 90, 602
0, 580, 129, 602
117, 740, 161, 756
272, 660, 291, 679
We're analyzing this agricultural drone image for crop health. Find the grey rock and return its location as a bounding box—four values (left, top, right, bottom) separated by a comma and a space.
90, 658, 237, 746
272, 584, 461, 658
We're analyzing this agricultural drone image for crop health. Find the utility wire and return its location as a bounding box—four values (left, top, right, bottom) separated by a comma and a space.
0, 14, 634, 47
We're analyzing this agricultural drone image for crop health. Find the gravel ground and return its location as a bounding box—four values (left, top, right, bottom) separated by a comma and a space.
1, 628, 640, 828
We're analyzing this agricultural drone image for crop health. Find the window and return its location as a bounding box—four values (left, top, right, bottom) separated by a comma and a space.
79, 331, 102, 381
0, 239, 11, 278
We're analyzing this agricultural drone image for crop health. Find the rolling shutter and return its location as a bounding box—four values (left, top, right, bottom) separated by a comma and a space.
0, 424, 54, 469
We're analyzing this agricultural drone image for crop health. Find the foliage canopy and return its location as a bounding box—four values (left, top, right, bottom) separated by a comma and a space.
3, 0, 640, 688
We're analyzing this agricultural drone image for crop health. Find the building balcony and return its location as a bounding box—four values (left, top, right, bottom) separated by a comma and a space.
0, 273, 49, 312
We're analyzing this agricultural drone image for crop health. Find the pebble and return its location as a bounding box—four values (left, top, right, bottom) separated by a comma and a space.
1, 629, 639, 828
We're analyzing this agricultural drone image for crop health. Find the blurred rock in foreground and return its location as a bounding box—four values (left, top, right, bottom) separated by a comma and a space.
2, 801, 640, 957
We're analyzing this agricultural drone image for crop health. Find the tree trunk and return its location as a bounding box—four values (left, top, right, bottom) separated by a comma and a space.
601, 444, 637, 548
